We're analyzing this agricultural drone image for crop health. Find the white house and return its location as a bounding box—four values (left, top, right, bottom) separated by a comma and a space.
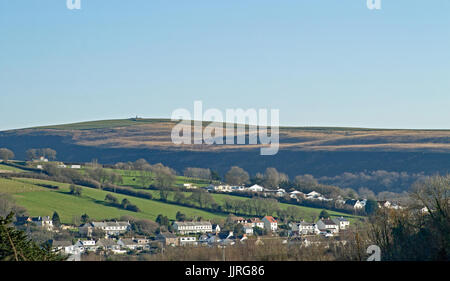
332, 217, 350, 230
52, 240, 77, 255
173, 221, 212, 235
243, 223, 254, 235
32, 156, 48, 163
248, 218, 264, 229
183, 183, 198, 189
30, 216, 53, 230
290, 190, 304, 199
71, 165, 81, 169
213, 224, 221, 234
354, 199, 367, 209
247, 184, 264, 192
307, 191, 321, 198
262, 216, 278, 232
231, 186, 245, 192
79, 221, 130, 237
179, 236, 198, 246
276, 188, 286, 197
378, 201, 391, 208
292, 221, 320, 235
214, 185, 233, 192
75, 240, 98, 252
316, 219, 339, 234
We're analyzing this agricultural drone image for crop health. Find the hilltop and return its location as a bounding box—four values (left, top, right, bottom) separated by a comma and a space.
0, 118, 449, 192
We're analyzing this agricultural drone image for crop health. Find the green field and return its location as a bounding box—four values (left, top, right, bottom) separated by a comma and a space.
0, 166, 363, 225
1, 177, 225, 224
81, 167, 362, 224
0, 164, 28, 173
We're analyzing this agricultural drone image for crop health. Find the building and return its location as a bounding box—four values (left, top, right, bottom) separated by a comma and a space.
179, 236, 197, 246
332, 217, 350, 230
156, 233, 179, 247
262, 216, 278, 232
306, 191, 321, 198
248, 218, 264, 229
213, 224, 221, 234
247, 184, 264, 192
316, 219, 339, 234
173, 221, 213, 235
243, 223, 254, 235
183, 183, 198, 189
79, 221, 130, 237
30, 216, 53, 230
32, 156, 48, 163
290, 221, 319, 235
354, 199, 367, 209
230, 216, 247, 224
276, 188, 286, 197
75, 240, 98, 252
214, 185, 233, 192
117, 238, 142, 250
96, 238, 123, 253
231, 186, 245, 192
52, 240, 75, 254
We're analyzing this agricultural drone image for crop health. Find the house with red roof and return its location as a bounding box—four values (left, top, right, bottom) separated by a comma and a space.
262, 216, 278, 232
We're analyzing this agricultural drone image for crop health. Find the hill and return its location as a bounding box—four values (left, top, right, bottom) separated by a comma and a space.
0, 177, 360, 224
0, 118, 449, 193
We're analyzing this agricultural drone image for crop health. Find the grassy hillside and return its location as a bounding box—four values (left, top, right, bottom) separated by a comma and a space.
0, 175, 361, 225
1, 177, 225, 224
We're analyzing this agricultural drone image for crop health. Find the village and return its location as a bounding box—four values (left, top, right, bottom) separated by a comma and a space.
20, 212, 355, 261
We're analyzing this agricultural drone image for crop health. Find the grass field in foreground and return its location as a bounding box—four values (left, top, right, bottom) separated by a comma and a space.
1, 178, 225, 224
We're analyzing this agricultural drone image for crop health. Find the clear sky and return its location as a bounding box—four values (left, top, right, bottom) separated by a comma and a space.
1, 0, 449, 131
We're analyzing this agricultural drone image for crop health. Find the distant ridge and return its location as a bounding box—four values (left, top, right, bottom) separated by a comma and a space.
0, 118, 449, 187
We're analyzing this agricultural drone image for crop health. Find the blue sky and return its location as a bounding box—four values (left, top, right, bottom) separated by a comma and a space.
1, 0, 449, 130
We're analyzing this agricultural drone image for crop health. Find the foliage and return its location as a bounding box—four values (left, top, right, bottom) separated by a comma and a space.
0, 148, 15, 162
0, 212, 65, 261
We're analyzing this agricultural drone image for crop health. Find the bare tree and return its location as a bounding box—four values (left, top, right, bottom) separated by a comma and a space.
0, 148, 14, 162
225, 166, 249, 186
